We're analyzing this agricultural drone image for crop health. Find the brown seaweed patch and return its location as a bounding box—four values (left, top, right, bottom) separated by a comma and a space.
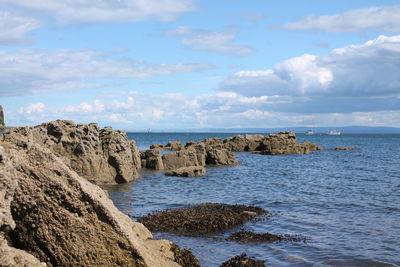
170, 243, 201, 267
137, 203, 267, 234
226, 230, 309, 243
220, 253, 265, 267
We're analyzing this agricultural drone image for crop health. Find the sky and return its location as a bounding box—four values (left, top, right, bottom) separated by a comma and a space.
1, 0, 400, 130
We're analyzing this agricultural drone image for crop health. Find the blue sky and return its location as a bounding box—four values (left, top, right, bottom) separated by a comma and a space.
1, 0, 400, 130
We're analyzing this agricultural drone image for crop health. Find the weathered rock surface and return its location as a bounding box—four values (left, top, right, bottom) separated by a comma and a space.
165, 141, 184, 151
220, 253, 265, 267
140, 149, 164, 170
162, 150, 204, 170
181, 132, 322, 156
0, 140, 186, 267
2, 120, 141, 184
137, 203, 267, 235
165, 166, 206, 177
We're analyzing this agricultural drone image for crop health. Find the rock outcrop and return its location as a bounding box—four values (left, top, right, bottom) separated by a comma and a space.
0, 136, 189, 266
2, 120, 141, 185
165, 166, 206, 177
0, 105, 4, 128
220, 253, 265, 267
140, 149, 164, 170
335, 147, 357, 151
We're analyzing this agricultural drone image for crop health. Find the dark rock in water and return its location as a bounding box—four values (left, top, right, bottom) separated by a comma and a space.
220, 253, 265, 267
226, 230, 309, 243
335, 147, 357, 151
0, 105, 4, 127
165, 166, 206, 177
137, 203, 267, 235
170, 243, 201, 267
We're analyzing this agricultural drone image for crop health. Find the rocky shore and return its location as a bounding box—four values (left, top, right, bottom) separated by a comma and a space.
0, 120, 323, 266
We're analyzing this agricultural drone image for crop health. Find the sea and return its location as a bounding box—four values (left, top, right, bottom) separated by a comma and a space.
103, 133, 400, 267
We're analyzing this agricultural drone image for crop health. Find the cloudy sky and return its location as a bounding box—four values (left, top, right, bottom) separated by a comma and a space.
1, 0, 400, 130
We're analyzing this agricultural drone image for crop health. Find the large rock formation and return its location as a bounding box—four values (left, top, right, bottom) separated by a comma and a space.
0, 137, 189, 266
165, 166, 206, 177
2, 120, 141, 185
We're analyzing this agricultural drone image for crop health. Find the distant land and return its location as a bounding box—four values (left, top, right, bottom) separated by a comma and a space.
128, 126, 400, 134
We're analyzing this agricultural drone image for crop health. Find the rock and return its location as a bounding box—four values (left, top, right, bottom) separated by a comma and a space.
2, 120, 140, 184
245, 134, 266, 151
220, 253, 265, 267
254, 132, 321, 155
0, 142, 185, 267
150, 144, 164, 149
205, 147, 238, 166
165, 166, 206, 177
223, 135, 248, 152
335, 147, 357, 151
0, 105, 4, 128
170, 243, 201, 267
225, 231, 309, 243
137, 203, 267, 235
140, 149, 164, 170
162, 150, 203, 170
165, 141, 184, 151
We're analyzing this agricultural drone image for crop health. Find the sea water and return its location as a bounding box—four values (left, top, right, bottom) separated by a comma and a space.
104, 133, 400, 266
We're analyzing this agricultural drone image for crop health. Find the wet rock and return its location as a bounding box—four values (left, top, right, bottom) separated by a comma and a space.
165, 166, 206, 177
220, 253, 265, 267
335, 147, 357, 151
170, 243, 201, 267
141, 149, 164, 170
137, 203, 267, 235
0, 142, 183, 267
225, 230, 309, 243
2, 120, 141, 184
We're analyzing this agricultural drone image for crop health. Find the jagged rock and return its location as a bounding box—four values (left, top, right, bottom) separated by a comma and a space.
2, 120, 141, 184
140, 149, 164, 170
0, 142, 185, 267
223, 135, 248, 152
245, 134, 265, 151
165, 141, 184, 151
206, 147, 238, 166
165, 166, 206, 177
162, 150, 203, 170
253, 132, 322, 155
220, 253, 265, 267
225, 230, 309, 243
0, 105, 4, 128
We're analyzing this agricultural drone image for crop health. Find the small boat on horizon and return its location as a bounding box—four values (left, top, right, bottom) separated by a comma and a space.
305, 129, 316, 135
327, 129, 341, 136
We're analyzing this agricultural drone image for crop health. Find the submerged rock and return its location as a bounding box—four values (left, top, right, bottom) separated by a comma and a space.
2, 120, 141, 185
335, 147, 357, 151
165, 166, 206, 177
220, 253, 265, 267
226, 230, 309, 243
137, 203, 267, 235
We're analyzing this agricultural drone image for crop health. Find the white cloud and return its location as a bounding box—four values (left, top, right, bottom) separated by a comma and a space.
166, 26, 254, 57
0, 0, 196, 24
0, 49, 212, 97
0, 11, 40, 45
65, 100, 105, 113
280, 5, 400, 33
18, 102, 45, 114
221, 35, 400, 98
